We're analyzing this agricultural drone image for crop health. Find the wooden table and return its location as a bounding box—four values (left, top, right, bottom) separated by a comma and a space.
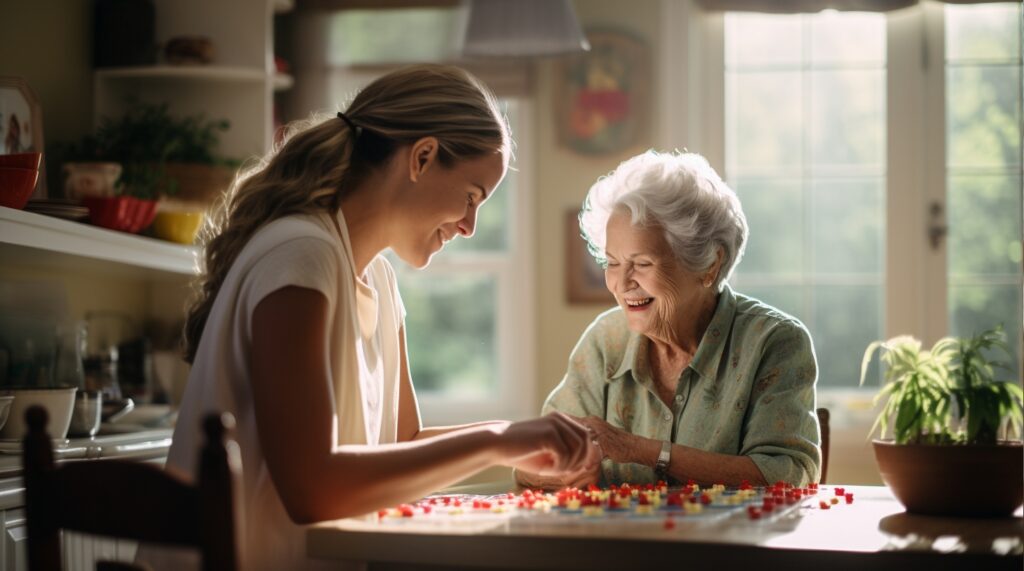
308, 485, 1023, 570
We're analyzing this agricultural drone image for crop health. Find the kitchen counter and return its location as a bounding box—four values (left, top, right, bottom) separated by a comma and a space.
0, 428, 172, 510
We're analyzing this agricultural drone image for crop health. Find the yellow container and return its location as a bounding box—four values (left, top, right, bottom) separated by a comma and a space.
153, 210, 205, 245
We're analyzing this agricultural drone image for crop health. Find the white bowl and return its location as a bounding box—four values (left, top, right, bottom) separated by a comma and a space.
0, 387, 77, 440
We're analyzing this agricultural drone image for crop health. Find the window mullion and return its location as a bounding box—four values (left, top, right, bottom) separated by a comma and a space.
885, 4, 946, 343
921, 1, 949, 343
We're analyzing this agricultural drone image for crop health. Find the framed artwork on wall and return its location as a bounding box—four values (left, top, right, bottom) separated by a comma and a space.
565, 209, 615, 305
0, 76, 47, 199
555, 29, 650, 156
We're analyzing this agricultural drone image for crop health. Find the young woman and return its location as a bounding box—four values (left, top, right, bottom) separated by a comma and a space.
144, 65, 597, 570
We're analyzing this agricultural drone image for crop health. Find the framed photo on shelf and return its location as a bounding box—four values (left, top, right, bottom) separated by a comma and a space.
565, 209, 615, 305
0, 76, 47, 199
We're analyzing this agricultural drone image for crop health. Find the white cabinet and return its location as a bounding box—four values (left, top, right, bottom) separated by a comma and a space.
93, 0, 293, 161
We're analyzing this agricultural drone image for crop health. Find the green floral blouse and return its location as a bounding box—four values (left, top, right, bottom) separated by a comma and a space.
542, 285, 821, 486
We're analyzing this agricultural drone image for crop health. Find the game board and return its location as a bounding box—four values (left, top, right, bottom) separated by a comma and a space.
376, 481, 855, 531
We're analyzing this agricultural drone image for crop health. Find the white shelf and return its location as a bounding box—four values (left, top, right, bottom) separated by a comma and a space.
96, 65, 267, 83
0, 207, 199, 277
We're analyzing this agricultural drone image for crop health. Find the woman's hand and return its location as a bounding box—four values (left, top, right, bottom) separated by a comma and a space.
498, 412, 599, 476
575, 416, 642, 465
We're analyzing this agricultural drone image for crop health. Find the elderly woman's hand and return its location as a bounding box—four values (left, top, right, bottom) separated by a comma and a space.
576, 416, 643, 465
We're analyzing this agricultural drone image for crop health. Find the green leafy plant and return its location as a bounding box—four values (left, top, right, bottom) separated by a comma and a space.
949, 327, 1024, 444
55, 102, 234, 200
860, 327, 1023, 445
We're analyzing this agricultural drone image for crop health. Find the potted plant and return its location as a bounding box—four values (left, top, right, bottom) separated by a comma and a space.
56, 102, 236, 233
861, 327, 1023, 517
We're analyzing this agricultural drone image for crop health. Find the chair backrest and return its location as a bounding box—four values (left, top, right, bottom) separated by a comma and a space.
23, 406, 240, 571
817, 407, 830, 484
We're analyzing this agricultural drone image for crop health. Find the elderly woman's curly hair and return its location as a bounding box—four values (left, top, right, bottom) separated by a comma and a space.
578, 150, 749, 292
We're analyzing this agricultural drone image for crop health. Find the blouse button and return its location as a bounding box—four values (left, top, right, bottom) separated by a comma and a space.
674, 395, 683, 404
663, 412, 672, 422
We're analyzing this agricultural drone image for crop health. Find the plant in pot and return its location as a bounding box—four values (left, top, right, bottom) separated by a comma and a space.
861, 327, 1023, 517
56, 102, 236, 234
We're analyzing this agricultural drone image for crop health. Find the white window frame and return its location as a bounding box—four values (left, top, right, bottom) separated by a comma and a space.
662, 0, 1023, 393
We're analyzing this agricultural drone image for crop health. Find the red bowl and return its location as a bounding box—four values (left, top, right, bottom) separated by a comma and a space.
0, 166, 40, 209
81, 196, 159, 233
0, 152, 43, 170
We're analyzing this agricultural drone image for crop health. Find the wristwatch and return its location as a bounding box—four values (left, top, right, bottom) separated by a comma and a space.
655, 440, 672, 478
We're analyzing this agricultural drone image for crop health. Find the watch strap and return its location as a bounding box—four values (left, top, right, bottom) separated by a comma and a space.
655, 440, 671, 476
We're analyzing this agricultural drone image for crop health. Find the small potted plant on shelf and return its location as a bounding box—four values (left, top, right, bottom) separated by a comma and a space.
56, 102, 236, 235
861, 327, 1023, 517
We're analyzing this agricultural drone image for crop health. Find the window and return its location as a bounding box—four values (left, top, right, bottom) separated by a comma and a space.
328, 8, 462, 66
944, 3, 1023, 380
323, 13, 535, 423
724, 11, 888, 387
697, 1, 1022, 391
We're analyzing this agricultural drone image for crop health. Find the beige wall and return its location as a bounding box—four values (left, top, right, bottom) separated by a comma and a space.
532, 0, 663, 412
0, 0, 94, 180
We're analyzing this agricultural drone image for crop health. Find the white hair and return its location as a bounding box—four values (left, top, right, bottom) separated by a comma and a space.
578, 150, 749, 291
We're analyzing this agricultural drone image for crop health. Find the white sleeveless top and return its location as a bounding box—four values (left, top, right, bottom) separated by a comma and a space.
139, 210, 405, 570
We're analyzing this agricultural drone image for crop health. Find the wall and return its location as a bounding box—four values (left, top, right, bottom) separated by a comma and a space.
532, 0, 663, 412
0, 0, 94, 184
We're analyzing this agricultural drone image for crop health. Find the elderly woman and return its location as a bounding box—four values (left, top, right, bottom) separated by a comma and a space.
520, 151, 820, 490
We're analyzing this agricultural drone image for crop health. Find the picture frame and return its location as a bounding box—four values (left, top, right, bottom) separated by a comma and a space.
565, 209, 615, 305
0, 76, 47, 199
555, 28, 651, 155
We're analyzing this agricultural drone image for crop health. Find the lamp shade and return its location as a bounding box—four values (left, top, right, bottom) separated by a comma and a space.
461, 0, 590, 57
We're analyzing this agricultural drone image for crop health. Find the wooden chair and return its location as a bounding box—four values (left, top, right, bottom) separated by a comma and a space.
23, 406, 239, 571
817, 407, 831, 484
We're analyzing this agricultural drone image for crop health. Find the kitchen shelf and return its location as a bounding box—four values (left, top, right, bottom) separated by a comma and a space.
96, 65, 267, 83
0, 206, 199, 277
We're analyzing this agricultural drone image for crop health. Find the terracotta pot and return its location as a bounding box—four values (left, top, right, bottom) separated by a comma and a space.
163, 162, 235, 206
873, 439, 1024, 517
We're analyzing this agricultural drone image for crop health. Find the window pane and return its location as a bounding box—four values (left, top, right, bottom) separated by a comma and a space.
811, 70, 885, 170
328, 9, 460, 66
946, 65, 1022, 170
725, 14, 803, 68
726, 11, 886, 390
395, 271, 498, 396
948, 174, 1023, 276
810, 12, 886, 66
436, 168, 511, 255
811, 178, 884, 275
946, 3, 1024, 382
740, 285, 807, 324
945, 3, 1022, 62
733, 178, 804, 275
813, 285, 883, 388
727, 71, 803, 174
949, 284, 1022, 383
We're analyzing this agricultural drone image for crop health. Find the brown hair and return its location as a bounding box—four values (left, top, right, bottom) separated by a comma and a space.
183, 64, 509, 363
